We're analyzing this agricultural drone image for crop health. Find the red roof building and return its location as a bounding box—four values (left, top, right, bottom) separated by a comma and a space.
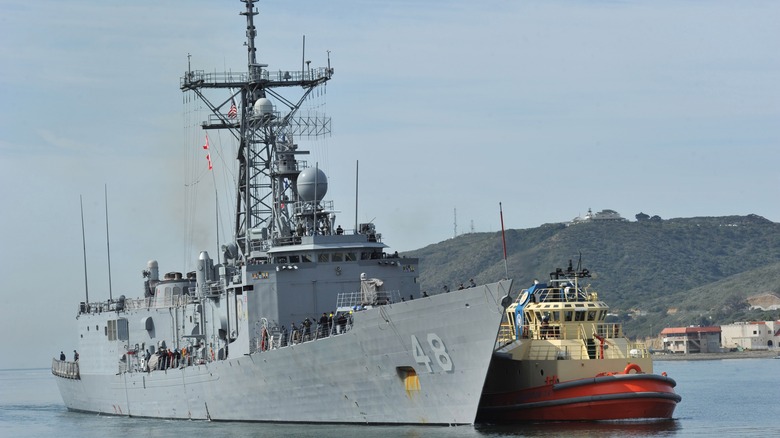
661, 326, 722, 354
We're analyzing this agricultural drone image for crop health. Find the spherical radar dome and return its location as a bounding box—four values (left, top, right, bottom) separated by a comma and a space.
253, 97, 273, 116
297, 168, 328, 202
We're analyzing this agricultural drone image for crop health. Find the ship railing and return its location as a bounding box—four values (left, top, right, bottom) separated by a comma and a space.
524, 321, 625, 342
335, 289, 402, 311
529, 321, 571, 340
527, 342, 649, 361
181, 67, 333, 89
201, 283, 224, 297
78, 299, 126, 314
122, 294, 199, 310
250, 316, 355, 354
627, 341, 651, 358
593, 322, 623, 339
122, 297, 153, 309
51, 358, 80, 380
521, 322, 652, 360
524, 343, 581, 360
78, 294, 200, 314
496, 322, 516, 347
290, 200, 335, 218
533, 286, 589, 303
273, 236, 301, 247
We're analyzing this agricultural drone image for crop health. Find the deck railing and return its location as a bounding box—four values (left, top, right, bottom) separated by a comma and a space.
51, 358, 80, 380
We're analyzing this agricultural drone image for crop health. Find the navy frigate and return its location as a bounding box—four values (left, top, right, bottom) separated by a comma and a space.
52, 0, 512, 425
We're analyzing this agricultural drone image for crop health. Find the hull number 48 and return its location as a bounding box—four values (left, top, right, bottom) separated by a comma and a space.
411, 333, 453, 373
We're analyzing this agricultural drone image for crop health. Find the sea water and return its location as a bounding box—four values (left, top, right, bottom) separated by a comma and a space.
1, 358, 776, 437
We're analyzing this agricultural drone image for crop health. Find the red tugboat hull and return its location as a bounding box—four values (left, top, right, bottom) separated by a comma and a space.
478, 372, 680, 422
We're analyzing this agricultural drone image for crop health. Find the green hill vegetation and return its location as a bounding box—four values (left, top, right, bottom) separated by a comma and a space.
404, 214, 780, 338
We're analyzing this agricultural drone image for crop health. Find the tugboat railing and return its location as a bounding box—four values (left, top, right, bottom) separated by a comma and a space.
496, 319, 650, 360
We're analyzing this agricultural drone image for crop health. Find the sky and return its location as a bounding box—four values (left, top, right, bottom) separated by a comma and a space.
0, 0, 778, 370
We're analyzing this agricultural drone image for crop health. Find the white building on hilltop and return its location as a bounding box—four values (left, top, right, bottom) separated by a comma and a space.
568, 208, 627, 225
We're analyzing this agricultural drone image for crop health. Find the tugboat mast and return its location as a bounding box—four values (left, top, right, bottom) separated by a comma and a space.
181, 0, 333, 261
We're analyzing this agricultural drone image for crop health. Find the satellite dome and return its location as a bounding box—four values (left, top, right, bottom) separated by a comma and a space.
296, 167, 328, 201
253, 97, 273, 116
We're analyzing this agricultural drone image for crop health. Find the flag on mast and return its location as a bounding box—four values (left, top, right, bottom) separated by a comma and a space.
203, 134, 213, 170
227, 98, 238, 119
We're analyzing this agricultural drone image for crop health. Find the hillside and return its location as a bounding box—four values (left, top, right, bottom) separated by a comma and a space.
404, 214, 780, 337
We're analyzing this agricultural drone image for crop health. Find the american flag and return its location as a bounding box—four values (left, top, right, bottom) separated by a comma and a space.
202, 134, 213, 170
227, 98, 237, 119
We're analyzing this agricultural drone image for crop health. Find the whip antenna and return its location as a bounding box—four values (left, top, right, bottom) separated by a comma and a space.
500, 202, 508, 279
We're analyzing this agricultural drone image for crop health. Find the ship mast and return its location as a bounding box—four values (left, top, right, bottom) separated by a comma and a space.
181, 0, 332, 261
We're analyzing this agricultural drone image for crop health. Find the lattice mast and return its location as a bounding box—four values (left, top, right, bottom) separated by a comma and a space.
180, 0, 332, 260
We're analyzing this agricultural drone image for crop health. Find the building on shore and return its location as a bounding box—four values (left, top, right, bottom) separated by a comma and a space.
720, 321, 780, 350
661, 326, 722, 354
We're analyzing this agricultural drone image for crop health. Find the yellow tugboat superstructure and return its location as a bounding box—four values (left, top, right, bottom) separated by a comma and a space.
478, 260, 680, 422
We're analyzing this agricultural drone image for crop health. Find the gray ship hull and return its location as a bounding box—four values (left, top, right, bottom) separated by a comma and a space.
55, 280, 511, 424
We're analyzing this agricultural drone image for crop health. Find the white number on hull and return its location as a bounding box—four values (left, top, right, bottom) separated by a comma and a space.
411, 334, 433, 372
427, 333, 453, 372
411, 333, 453, 373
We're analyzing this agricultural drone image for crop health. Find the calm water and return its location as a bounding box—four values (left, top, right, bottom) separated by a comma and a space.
1, 358, 776, 437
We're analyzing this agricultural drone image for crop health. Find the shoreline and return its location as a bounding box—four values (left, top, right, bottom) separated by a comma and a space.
652, 350, 778, 361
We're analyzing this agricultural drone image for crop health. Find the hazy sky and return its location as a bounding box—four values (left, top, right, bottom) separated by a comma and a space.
1, 0, 778, 370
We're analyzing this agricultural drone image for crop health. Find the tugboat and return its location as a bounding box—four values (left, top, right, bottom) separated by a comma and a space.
477, 260, 680, 422
51, 0, 512, 424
